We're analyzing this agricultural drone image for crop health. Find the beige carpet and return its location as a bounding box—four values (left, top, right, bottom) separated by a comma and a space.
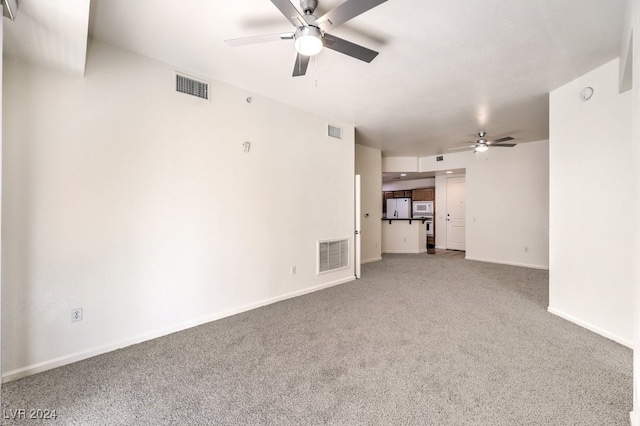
1, 254, 632, 425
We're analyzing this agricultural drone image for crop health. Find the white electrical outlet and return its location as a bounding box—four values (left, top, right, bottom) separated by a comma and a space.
71, 307, 83, 322
291, 266, 296, 275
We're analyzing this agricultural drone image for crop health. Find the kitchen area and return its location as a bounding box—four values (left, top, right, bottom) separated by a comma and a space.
382, 186, 435, 254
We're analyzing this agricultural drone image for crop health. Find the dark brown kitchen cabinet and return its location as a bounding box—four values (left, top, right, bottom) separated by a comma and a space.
390, 190, 412, 198
424, 188, 434, 201
412, 188, 435, 201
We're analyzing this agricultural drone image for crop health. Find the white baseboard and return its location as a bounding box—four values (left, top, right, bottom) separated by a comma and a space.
631, 411, 635, 426
2, 276, 356, 383
464, 256, 549, 270
361, 256, 382, 264
547, 307, 633, 349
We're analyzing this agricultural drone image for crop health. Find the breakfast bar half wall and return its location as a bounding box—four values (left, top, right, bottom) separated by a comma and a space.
382, 219, 427, 254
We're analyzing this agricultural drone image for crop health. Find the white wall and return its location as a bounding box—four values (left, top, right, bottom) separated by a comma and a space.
1, 41, 356, 379
549, 58, 634, 347
631, 0, 640, 421
382, 178, 435, 191
419, 140, 550, 269
382, 156, 419, 172
355, 144, 382, 264
466, 142, 549, 268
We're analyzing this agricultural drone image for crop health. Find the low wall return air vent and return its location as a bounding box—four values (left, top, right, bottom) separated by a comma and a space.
176, 73, 209, 100
317, 238, 350, 274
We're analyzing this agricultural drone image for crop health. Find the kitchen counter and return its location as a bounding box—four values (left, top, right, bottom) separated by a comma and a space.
381, 217, 432, 224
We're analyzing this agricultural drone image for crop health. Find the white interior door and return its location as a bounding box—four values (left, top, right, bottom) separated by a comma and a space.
446, 177, 466, 251
355, 175, 361, 279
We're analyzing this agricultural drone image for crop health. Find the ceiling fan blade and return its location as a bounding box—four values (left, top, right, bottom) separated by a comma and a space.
225, 32, 294, 47
293, 53, 311, 77
492, 136, 514, 143
270, 0, 307, 27
489, 144, 517, 147
448, 146, 475, 151
315, 0, 388, 32
323, 34, 378, 62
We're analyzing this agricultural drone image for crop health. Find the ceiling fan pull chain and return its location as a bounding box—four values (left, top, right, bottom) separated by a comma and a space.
314, 55, 319, 87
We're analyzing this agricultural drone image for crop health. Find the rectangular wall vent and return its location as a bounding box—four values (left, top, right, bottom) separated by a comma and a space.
327, 124, 343, 140
176, 73, 209, 100
436, 155, 444, 162
317, 238, 350, 274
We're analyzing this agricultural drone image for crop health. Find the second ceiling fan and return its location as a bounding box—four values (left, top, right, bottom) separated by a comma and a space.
224, 0, 387, 77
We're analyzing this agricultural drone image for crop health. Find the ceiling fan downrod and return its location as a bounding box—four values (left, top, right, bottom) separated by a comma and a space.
300, 0, 318, 15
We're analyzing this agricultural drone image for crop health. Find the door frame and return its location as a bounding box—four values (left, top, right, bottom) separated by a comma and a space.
355, 175, 361, 278
446, 176, 466, 251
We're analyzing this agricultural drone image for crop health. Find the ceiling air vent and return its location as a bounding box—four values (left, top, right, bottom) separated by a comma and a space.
317, 238, 350, 275
327, 124, 343, 140
175, 73, 209, 100
436, 155, 444, 162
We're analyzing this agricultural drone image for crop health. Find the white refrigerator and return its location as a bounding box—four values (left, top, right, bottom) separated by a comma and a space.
386, 198, 411, 219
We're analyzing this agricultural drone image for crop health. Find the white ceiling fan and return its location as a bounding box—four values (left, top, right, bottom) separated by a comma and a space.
449, 131, 517, 153
224, 0, 387, 77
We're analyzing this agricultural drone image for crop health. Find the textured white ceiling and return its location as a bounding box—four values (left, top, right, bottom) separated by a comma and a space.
3, 0, 627, 157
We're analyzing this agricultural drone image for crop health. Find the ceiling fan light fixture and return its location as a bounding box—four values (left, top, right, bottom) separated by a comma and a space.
475, 143, 488, 153
294, 26, 323, 56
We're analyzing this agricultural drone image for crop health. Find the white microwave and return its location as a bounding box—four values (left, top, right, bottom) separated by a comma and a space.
412, 201, 433, 217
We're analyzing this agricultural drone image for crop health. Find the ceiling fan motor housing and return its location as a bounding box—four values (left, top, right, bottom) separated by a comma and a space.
300, 0, 318, 14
